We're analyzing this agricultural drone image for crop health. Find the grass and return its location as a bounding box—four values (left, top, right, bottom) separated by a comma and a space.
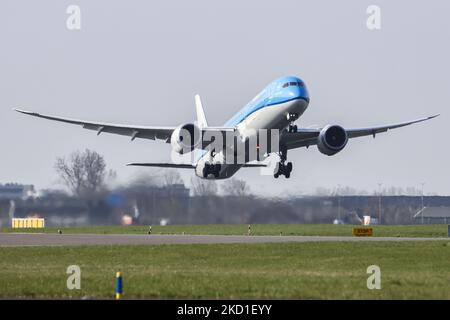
0, 241, 449, 299
1, 224, 448, 238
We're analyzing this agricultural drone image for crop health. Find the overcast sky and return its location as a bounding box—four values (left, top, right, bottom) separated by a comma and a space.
1, 0, 449, 196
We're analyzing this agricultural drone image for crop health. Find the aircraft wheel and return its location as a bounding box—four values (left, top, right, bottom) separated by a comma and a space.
286, 162, 293, 173
274, 173, 279, 179
285, 172, 290, 178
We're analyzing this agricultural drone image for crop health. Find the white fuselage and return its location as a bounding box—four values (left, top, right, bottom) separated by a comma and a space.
195, 98, 309, 179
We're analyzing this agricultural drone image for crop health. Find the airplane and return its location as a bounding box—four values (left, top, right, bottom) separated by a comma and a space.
14, 76, 438, 180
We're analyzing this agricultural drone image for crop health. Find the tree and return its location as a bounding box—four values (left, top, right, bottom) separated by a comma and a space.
190, 177, 218, 196
55, 149, 113, 197
129, 170, 160, 187
163, 169, 184, 186
221, 178, 250, 196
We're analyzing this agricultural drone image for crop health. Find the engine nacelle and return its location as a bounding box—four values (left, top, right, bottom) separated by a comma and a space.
317, 125, 348, 156
170, 123, 202, 154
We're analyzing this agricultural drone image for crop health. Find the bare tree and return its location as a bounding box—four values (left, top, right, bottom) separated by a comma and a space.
190, 177, 218, 196
130, 170, 160, 187
55, 149, 113, 197
221, 178, 250, 196
315, 187, 333, 196
163, 169, 184, 186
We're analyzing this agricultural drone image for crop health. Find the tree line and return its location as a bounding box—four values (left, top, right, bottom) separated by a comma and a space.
1, 149, 435, 226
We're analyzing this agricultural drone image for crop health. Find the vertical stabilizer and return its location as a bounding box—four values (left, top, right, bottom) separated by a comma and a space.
195, 94, 208, 128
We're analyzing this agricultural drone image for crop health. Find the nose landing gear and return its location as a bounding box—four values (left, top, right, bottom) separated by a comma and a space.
287, 113, 299, 133
274, 148, 293, 179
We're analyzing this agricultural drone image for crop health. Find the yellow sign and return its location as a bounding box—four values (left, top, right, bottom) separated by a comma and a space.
352, 227, 373, 236
12, 218, 45, 229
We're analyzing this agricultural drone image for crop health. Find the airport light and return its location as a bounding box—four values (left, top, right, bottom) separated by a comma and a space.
377, 183, 382, 225
337, 184, 341, 221
421, 182, 425, 224
115, 272, 123, 300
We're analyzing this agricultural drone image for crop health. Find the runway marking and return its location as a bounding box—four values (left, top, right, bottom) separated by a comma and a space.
0, 233, 448, 246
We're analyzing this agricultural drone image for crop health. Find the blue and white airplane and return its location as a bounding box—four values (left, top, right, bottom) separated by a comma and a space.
15, 76, 438, 179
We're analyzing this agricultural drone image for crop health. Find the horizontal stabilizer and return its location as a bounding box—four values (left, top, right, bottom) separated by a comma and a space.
127, 162, 267, 168
127, 163, 195, 169
242, 163, 268, 168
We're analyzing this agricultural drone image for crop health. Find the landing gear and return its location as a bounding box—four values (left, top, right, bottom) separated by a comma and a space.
288, 124, 298, 133
287, 113, 299, 133
275, 161, 293, 178
203, 163, 221, 178
274, 148, 293, 179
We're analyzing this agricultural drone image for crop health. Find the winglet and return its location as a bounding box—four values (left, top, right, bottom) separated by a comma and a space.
194, 94, 208, 128
14, 108, 35, 115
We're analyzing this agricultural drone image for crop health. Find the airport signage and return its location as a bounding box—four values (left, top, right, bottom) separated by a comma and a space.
352, 227, 373, 237
12, 218, 45, 229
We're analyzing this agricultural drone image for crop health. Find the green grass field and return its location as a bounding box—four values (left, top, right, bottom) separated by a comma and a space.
1, 224, 448, 238
1, 241, 450, 299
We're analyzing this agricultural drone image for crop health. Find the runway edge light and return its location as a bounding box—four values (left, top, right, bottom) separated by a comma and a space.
115, 271, 123, 300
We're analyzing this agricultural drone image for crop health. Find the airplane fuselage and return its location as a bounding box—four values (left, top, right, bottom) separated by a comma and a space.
195, 76, 310, 179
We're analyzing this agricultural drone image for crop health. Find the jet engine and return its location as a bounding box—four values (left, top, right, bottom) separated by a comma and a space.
170, 123, 202, 154
317, 125, 348, 156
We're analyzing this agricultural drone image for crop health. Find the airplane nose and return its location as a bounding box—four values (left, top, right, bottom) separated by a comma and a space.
294, 85, 309, 102
282, 80, 310, 102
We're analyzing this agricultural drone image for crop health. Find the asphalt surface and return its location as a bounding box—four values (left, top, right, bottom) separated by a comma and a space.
0, 233, 448, 246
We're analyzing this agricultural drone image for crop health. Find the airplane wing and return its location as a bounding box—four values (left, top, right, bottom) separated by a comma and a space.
281, 115, 439, 150
14, 108, 234, 144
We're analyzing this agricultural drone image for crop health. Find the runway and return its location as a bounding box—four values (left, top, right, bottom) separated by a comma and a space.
0, 233, 447, 246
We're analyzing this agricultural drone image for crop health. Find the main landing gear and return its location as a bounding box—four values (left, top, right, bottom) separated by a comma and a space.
287, 113, 299, 133
277, 114, 297, 178
203, 163, 221, 178
274, 148, 293, 179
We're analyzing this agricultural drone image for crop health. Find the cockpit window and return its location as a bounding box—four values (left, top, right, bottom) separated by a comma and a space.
282, 81, 305, 88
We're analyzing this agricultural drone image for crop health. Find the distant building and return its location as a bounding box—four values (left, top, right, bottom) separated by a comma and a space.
0, 183, 35, 200
413, 207, 450, 224
362, 216, 379, 225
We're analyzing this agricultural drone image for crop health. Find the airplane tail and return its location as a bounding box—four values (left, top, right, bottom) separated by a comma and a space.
195, 94, 208, 128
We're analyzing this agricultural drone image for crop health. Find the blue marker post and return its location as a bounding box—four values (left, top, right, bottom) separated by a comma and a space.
115, 271, 123, 300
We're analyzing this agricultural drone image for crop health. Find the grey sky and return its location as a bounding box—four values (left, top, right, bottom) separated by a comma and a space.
1, 0, 449, 196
